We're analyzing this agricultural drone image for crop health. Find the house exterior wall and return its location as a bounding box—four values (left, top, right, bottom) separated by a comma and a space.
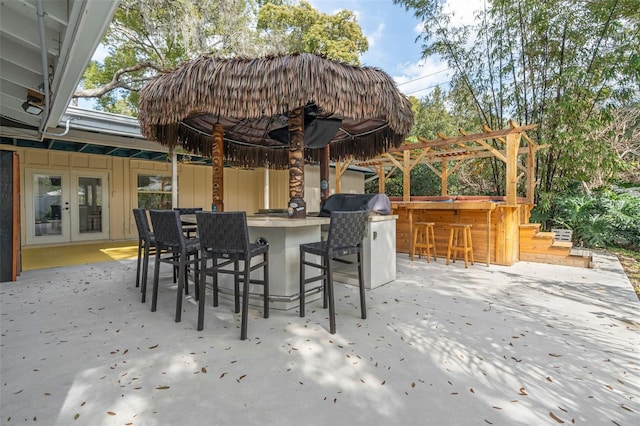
6, 145, 364, 247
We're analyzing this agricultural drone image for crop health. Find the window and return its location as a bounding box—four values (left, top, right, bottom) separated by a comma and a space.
137, 174, 172, 209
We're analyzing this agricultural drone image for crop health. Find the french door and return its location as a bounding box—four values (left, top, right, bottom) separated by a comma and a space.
26, 169, 110, 244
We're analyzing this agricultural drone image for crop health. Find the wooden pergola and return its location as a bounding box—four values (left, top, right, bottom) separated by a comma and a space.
353, 121, 546, 205
329, 121, 553, 267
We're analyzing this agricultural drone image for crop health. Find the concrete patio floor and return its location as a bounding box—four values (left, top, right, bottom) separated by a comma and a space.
1, 252, 639, 425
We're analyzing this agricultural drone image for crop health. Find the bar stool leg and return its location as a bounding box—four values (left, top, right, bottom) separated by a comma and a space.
462, 227, 469, 268
446, 227, 454, 265
467, 226, 474, 266
429, 224, 437, 261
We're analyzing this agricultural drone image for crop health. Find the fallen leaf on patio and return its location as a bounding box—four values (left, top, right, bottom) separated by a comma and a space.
155, 386, 170, 390
549, 412, 564, 423
519, 387, 527, 395
201, 367, 207, 373
107, 411, 116, 416
149, 344, 158, 349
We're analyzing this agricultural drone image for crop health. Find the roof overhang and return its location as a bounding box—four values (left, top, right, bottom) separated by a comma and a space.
0, 0, 119, 138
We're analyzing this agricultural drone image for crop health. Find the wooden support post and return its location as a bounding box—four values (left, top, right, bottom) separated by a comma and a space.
403, 150, 410, 202
377, 163, 386, 193
211, 123, 225, 212
320, 144, 330, 202
526, 143, 536, 204
288, 107, 306, 218
334, 158, 352, 194
441, 159, 448, 196
505, 132, 519, 205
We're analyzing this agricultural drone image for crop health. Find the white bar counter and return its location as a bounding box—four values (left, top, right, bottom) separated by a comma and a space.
183, 214, 396, 311
246, 216, 329, 310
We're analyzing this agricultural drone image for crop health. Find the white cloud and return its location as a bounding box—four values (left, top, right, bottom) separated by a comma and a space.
91, 44, 109, 62
393, 57, 452, 99
444, 0, 483, 26
367, 22, 384, 49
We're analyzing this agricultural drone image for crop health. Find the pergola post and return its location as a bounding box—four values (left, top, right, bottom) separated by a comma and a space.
441, 159, 448, 196
377, 163, 386, 193
211, 123, 225, 212
288, 107, 306, 218
320, 145, 330, 202
526, 143, 536, 204
403, 150, 411, 202
505, 132, 520, 205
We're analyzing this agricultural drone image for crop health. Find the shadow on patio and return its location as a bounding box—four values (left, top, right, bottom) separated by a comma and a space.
1, 252, 639, 425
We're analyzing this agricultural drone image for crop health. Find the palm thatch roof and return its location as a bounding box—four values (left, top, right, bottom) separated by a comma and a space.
138, 53, 413, 169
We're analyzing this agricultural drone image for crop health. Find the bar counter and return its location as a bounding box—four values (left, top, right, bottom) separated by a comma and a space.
182, 214, 397, 310
392, 198, 533, 266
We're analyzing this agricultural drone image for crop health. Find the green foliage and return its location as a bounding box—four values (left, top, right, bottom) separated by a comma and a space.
257, 1, 367, 64
394, 0, 640, 198
538, 189, 640, 250
78, 0, 369, 114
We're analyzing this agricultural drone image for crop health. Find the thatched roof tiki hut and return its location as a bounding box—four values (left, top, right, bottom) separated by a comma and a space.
138, 53, 413, 218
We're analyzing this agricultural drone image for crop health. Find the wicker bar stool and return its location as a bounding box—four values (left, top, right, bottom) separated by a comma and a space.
446, 224, 474, 268
411, 221, 437, 262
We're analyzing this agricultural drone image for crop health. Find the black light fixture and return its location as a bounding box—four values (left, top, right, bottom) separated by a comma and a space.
21, 89, 44, 115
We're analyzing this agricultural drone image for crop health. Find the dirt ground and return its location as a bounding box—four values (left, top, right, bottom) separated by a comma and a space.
615, 250, 640, 300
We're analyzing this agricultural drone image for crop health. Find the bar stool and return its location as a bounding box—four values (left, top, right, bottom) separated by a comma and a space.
411, 222, 437, 262
446, 224, 474, 268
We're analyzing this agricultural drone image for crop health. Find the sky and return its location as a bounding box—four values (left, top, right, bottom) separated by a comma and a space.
308, 0, 483, 99
86, 0, 482, 108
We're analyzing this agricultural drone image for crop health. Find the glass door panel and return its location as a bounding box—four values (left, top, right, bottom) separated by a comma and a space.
70, 172, 109, 241
27, 171, 70, 244
26, 170, 110, 244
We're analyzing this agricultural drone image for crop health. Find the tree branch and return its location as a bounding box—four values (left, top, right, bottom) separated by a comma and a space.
73, 62, 166, 98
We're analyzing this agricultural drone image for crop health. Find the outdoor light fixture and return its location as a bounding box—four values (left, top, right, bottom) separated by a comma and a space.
21, 89, 44, 115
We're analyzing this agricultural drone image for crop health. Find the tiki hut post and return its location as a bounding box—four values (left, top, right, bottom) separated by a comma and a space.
212, 123, 225, 212
288, 107, 306, 218
171, 148, 178, 208
320, 145, 330, 202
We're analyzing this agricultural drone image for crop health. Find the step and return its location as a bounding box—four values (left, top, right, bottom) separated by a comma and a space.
533, 231, 556, 239
520, 251, 592, 268
551, 241, 573, 249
